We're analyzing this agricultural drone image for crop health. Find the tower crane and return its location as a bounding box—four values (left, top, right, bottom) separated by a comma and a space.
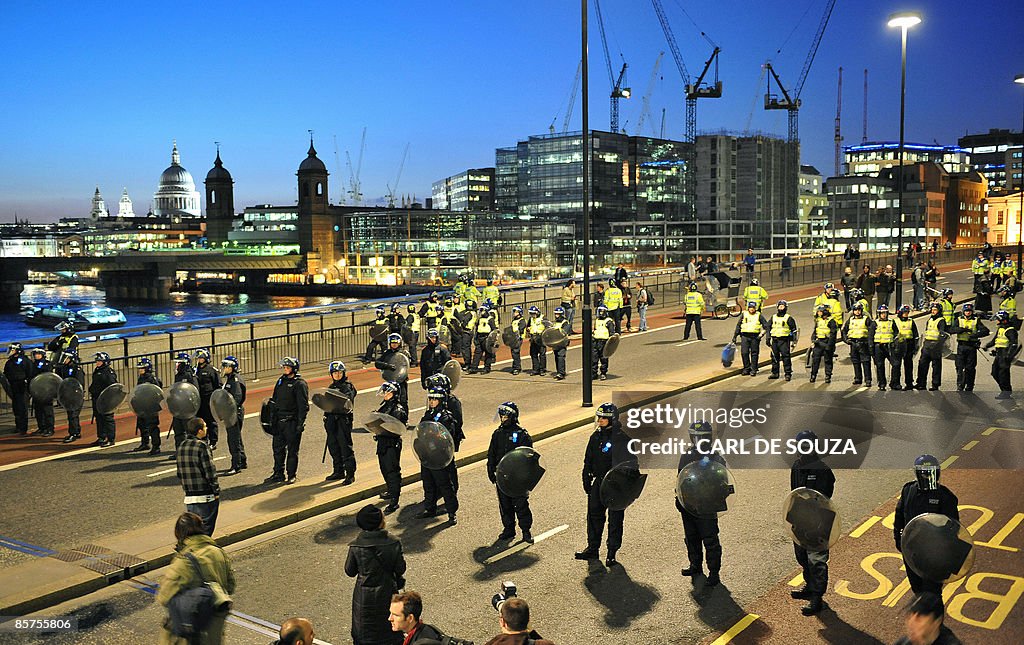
344, 127, 367, 205
763, 0, 837, 143
636, 52, 664, 136
862, 69, 869, 143
834, 66, 843, 176
593, 0, 630, 133
386, 143, 410, 208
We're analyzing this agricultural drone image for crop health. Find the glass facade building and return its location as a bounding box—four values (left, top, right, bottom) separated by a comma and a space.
431, 168, 496, 211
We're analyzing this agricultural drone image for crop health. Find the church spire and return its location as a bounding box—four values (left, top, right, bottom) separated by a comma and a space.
171, 140, 180, 166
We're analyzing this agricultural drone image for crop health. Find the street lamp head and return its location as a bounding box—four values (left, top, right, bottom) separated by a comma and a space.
1015, 74, 1024, 85
887, 11, 922, 29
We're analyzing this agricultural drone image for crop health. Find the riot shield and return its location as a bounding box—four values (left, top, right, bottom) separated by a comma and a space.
501, 325, 519, 347
438, 324, 452, 347
380, 351, 410, 383
57, 378, 85, 411
541, 326, 569, 350
130, 383, 165, 416
167, 382, 201, 420
902, 513, 976, 583
365, 412, 406, 437
496, 447, 546, 497
400, 325, 416, 347
602, 334, 621, 358
940, 335, 953, 359
441, 360, 461, 391
29, 372, 62, 402
783, 487, 842, 552
260, 398, 277, 435
599, 462, 648, 511
412, 420, 455, 469
369, 321, 389, 342
485, 330, 501, 354
312, 389, 354, 414
0, 372, 12, 399
676, 458, 736, 517
94, 383, 127, 415
210, 388, 238, 428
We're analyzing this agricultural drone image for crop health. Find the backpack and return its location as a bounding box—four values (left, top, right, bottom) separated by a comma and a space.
645, 289, 655, 306
167, 552, 218, 637
440, 635, 475, 645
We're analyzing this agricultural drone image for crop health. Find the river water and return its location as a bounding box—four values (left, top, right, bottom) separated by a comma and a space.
0, 285, 354, 344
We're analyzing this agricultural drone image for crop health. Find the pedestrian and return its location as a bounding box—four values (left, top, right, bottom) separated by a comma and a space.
3, 343, 31, 436
876, 265, 894, 309
734, 301, 768, 377
346, 505, 406, 645
789, 430, 835, 616
277, 618, 316, 645
592, 283, 605, 309
156, 512, 235, 645
621, 279, 633, 332
636, 281, 650, 331
170, 352, 199, 451
856, 265, 877, 310
376, 333, 411, 404
870, 305, 898, 391
55, 351, 85, 443
743, 249, 756, 279
27, 347, 55, 437
175, 417, 220, 535
950, 304, 989, 392
487, 402, 534, 544
682, 282, 706, 341
911, 262, 925, 310
780, 252, 793, 282
767, 300, 798, 381
375, 381, 406, 514
549, 307, 570, 380
603, 279, 624, 333
575, 402, 635, 566
808, 305, 838, 384
705, 255, 718, 273
592, 307, 616, 380
893, 592, 962, 645
894, 456, 959, 596
973, 268, 994, 315
985, 310, 1019, 399
841, 303, 874, 387
388, 592, 446, 643
561, 280, 577, 334
852, 247, 861, 262
324, 360, 357, 482
218, 356, 246, 475
505, 307, 527, 375
265, 357, 309, 485
483, 598, 555, 645
840, 268, 857, 310
193, 349, 222, 451
677, 421, 724, 587
132, 357, 162, 452
88, 351, 118, 446
686, 257, 697, 282
418, 388, 459, 524
614, 263, 628, 284
915, 303, 947, 391
924, 261, 938, 295
526, 306, 548, 376
843, 245, 854, 266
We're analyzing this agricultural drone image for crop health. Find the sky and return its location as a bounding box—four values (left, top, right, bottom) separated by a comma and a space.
2, 0, 1023, 222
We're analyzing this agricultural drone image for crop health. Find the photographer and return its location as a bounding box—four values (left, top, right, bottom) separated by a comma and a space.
485, 597, 554, 645
388, 591, 444, 643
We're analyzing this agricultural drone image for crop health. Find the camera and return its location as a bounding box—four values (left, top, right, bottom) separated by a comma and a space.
490, 580, 517, 611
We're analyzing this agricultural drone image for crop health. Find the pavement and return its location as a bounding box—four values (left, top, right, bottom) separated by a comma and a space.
1, 261, 1022, 643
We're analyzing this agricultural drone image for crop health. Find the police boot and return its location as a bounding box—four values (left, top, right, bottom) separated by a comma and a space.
801, 596, 824, 616
865, 378, 872, 388
791, 586, 812, 600
681, 564, 703, 577
498, 528, 515, 541
605, 551, 618, 567
522, 530, 534, 544
705, 571, 721, 587
131, 443, 150, 452
574, 547, 599, 560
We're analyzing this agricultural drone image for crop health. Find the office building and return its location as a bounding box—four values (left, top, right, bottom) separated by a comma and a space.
843, 142, 970, 177
431, 168, 495, 211
958, 129, 1024, 194
983, 191, 1023, 246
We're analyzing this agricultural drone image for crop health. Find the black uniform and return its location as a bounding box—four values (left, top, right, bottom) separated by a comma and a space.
950, 314, 989, 391
487, 420, 534, 535
551, 318, 570, 377
270, 372, 309, 480
136, 371, 163, 450
364, 315, 388, 361
892, 317, 920, 391
842, 315, 876, 385
171, 365, 199, 448
470, 310, 498, 372
582, 420, 634, 556
528, 317, 548, 375
791, 454, 836, 599
420, 404, 459, 519
507, 316, 526, 373
88, 363, 118, 443
988, 325, 1019, 394
223, 372, 247, 471
677, 451, 725, 577
444, 393, 465, 492
28, 357, 56, 436
592, 316, 615, 379
195, 361, 222, 448
894, 481, 959, 595
915, 315, 948, 390
56, 362, 86, 439
3, 352, 31, 435
809, 317, 838, 382
375, 348, 410, 406
324, 377, 357, 479
419, 341, 451, 387
768, 313, 799, 379
375, 397, 407, 503
47, 333, 79, 360
870, 317, 899, 390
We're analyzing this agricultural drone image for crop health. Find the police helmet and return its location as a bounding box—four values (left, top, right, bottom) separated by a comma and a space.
93, 351, 111, 363
823, 282, 834, 291
596, 305, 608, 318
377, 381, 400, 397
852, 302, 864, 312
328, 360, 346, 374
427, 386, 447, 400
425, 373, 452, 391
961, 303, 974, 314
375, 305, 386, 316
795, 429, 818, 443
750, 278, 760, 286
173, 351, 191, 365
194, 348, 211, 363
31, 346, 46, 357
60, 351, 78, 365
387, 333, 402, 346
877, 304, 889, 315
995, 310, 1011, 324
528, 305, 541, 315
746, 300, 758, 310
829, 288, 841, 299
777, 299, 788, 310
55, 320, 75, 333
914, 454, 940, 491
221, 356, 239, 371
497, 401, 519, 422
942, 288, 954, 297
407, 304, 417, 313
688, 420, 713, 441
512, 305, 523, 316
426, 328, 440, 340
851, 288, 863, 300
8, 342, 23, 354
554, 306, 565, 317
929, 301, 941, 312
816, 304, 831, 315
430, 291, 439, 300
466, 300, 477, 310
998, 285, 1012, 296
279, 356, 300, 371
434, 304, 445, 315
595, 402, 619, 420
484, 298, 495, 308
444, 297, 454, 306
136, 357, 153, 370
898, 304, 911, 316
391, 303, 401, 313
609, 277, 617, 287
688, 281, 698, 291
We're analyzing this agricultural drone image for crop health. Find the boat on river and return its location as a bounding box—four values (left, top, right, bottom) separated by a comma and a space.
21, 305, 127, 331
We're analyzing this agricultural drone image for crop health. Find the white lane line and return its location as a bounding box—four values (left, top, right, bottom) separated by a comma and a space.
409, 406, 426, 413
0, 438, 146, 473
244, 412, 259, 418
483, 524, 570, 564
675, 339, 702, 347
147, 456, 226, 477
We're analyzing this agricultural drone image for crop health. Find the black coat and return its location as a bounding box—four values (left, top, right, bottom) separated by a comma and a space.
88, 364, 117, 401
174, 365, 198, 386
195, 363, 221, 399
271, 374, 309, 426
4, 354, 31, 384
791, 455, 835, 497
894, 482, 959, 550
487, 421, 533, 483
345, 529, 406, 645
375, 398, 407, 452
582, 421, 634, 491
326, 377, 356, 420
137, 371, 163, 387
419, 341, 451, 384
224, 374, 247, 427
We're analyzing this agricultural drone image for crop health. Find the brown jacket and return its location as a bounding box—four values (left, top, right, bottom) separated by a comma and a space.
156, 534, 236, 645
484, 634, 555, 645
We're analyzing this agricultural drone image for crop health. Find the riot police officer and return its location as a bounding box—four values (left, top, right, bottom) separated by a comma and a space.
324, 360, 356, 483
734, 301, 768, 376
170, 352, 199, 451
375, 381, 407, 514
527, 305, 548, 376
951, 303, 989, 392
405, 304, 421, 366
893, 305, 920, 391
985, 310, 1019, 399
419, 329, 451, 387
550, 306, 570, 380
849, 288, 870, 319
677, 421, 724, 587
894, 455, 959, 596
221, 356, 247, 475
683, 281, 706, 341
419, 291, 441, 331
841, 303, 874, 386
28, 347, 55, 437
422, 372, 464, 493
603, 278, 624, 333
47, 320, 79, 362
483, 278, 501, 307
265, 357, 309, 485
592, 306, 616, 381
870, 305, 898, 391
469, 303, 498, 374
3, 343, 31, 435
790, 430, 836, 615
939, 288, 955, 328
507, 306, 527, 376
419, 387, 459, 525
575, 402, 634, 567
89, 352, 118, 447
363, 306, 389, 362
376, 333, 410, 406
915, 302, 948, 391
386, 303, 405, 335
487, 402, 534, 543
742, 277, 768, 312
809, 305, 837, 384
56, 350, 85, 442
132, 357, 163, 452
193, 349, 222, 450
458, 300, 477, 366
768, 300, 798, 381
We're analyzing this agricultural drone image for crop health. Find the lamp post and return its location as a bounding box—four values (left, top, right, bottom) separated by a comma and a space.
1015, 74, 1024, 279
581, 0, 593, 407
888, 10, 921, 309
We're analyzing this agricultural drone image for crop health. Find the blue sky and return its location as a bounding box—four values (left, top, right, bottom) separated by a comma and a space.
2, 0, 1022, 221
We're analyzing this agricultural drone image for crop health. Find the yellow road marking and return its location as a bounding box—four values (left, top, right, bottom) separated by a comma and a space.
711, 614, 760, 645
850, 515, 882, 538
789, 573, 804, 587
962, 440, 979, 451
941, 455, 959, 469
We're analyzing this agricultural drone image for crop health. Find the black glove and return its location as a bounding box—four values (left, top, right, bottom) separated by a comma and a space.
488, 472, 496, 484
583, 478, 593, 494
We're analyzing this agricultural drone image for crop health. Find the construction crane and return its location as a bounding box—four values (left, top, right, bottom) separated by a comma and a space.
593, 0, 630, 133
549, 61, 583, 134
834, 66, 843, 176
763, 0, 837, 143
344, 127, 366, 205
333, 135, 346, 205
862, 69, 868, 143
636, 52, 664, 136
386, 143, 410, 208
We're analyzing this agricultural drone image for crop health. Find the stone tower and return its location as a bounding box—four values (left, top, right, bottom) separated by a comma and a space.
204, 148, 235, 246
296, 137, 334, 274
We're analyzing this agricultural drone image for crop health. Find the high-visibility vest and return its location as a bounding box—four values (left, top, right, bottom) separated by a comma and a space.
684, 292, 704, 314
466, 286, 482, 305
994, 327, 1011, 348
814, 317, 834, 340
1004, 260, 1016, 276
743, 286, 768, 307
826, 298, 844, 324
813, 293, 830, 309
896, 318, 915, 340
476, 314, 493, 334
454, 283, 467, 299
604, 287, 623, 310
923, 317, 943, 341
940, 300, 954, 326
999, 297, 1017, 319
847, 317, 869, 339
874, 319, 896, 344
972, 259, 988, 274
740, 311, 763, 334
594, 319, 613, 340
955, 316, 977, 343
771, 314, 794, 338
529, 316, 546, 335
483, 285, 500, 304
423, 305, 438, 321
